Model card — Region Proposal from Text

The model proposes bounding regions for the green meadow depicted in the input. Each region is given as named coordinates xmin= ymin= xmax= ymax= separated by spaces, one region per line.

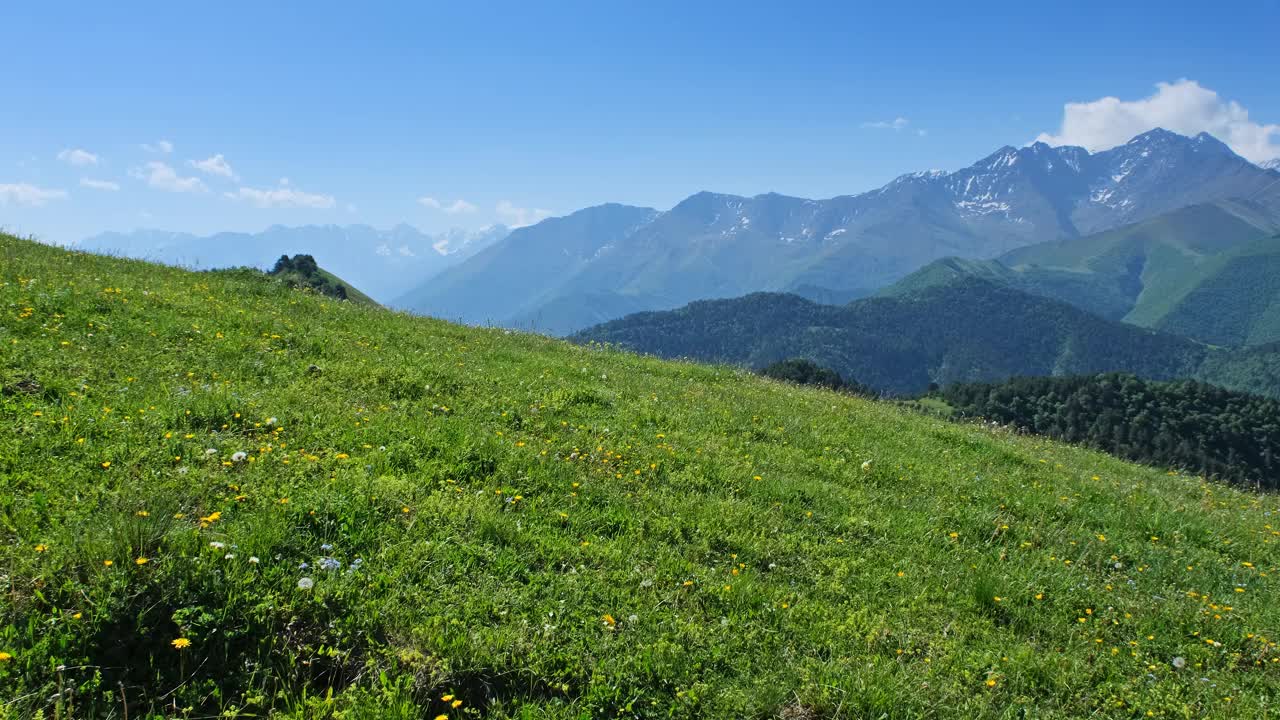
xmin=1 ymin=234 xmax=1277 ymax=718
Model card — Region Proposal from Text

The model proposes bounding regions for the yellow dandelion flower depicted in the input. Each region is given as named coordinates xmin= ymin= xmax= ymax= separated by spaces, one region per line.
xmin=172 ymin=637 xmax=191 ymax=649
xmin=0 ymin=652 xmax=12 ymax=661
xmin=451 ymin=700 xmax=463 ymax=709
xmin=34 ymin=543 xmax=48 ymax=553
xmin=135 ymin=557 xmax=149 ymax=565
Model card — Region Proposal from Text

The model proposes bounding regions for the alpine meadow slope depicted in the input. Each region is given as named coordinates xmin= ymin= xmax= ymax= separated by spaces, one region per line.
xmin=4 ymin=234 xmax=1280 ymax=718
xmin=402 ymin=129 xmax=1280 ymax=335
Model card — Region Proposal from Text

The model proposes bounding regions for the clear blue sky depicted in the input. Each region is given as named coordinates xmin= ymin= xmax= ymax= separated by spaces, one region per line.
xmin=3 ymin=0 xmax=1278 ymax=244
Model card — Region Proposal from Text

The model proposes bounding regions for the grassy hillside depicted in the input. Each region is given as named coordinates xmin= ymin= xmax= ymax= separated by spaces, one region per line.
xmin=3 ymin=235 xmax=1279 ymax=718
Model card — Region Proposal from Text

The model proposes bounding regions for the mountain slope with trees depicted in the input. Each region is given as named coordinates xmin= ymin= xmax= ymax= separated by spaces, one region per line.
xmin=934 ymin=373 xmax=1280 ymax=488
xmin=574 ymin=279 xmax=1280 ymax=399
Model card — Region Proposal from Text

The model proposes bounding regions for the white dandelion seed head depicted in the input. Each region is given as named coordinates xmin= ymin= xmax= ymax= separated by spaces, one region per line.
xmin=266 ymin=417 xmax=277 ymax=426
xmin=861 ymin=460 xmax=873 ymax=472
xmin=224 ymin=553 xmax=235 ymax=560
xmin=205 ymin=448 xmax=217 ymax=456
xmin=209 ymin=541 xmax=225 ymax=549
xmin=1172 ymin=656 xmax=1186 ymax=668
xmin=230 ymin=451 xmax=247 ymax=462
xmin=627 ymin=614 xmax=638 ymax=623
xmin=248 ymin=556 xmax=260 ymax=564
xmin=297 ymin=577 xmax=314 ymax=590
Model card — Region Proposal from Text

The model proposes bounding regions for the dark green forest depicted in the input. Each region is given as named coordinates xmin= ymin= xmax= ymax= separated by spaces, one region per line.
xmin=758 ymin=358 xmax=873 ymax=396
xmin=936 ymin=373 xmax=1280 ymax=489
xmin=575 ymin=279 xmax=1280 ymax=399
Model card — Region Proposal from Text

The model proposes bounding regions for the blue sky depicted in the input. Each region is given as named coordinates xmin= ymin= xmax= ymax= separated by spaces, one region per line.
xmin=3 ymin=0 xmax=1279 ymax=244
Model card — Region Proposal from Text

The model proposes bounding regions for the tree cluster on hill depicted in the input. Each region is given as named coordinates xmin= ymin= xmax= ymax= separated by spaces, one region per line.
xmin=936 ymin=373 xmax=1280 ymax=489
xmin=758 ymin=358 xmax=873 ymax=396
xmin=269 ymin=254 xmax=349 ymax=300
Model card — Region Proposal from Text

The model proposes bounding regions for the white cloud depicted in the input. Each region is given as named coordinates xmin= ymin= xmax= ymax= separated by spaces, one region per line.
xmin=496 ymin=200 xmax=552 ymax=228
xmin=862 ymin=117 xmax=910 ymax=131
xmin=141 ymin=139 xmax=174 ymax=154
xmin=418 ymin=196 xmax=478 ymax=214
xmin=80 ymin=178 xmax=120 ymax=191
xmin=1036 ymin=79 xmax=1280 ymax=163
xmin=0 ymin=183 xmax=68 ymax=207
xmin=225 ymin=183 xmax=336 ymax=209
xmin=131 ymin=161 xmax=207 ymax=193
xmin=189 ymin=154 xmax=238 ymax=180
xmin=57 ymin=148 xmax=99 ymax=166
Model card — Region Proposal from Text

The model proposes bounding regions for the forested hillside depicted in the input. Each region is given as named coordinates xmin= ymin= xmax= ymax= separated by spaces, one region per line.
xmin=575 ymin=279 xmax=1280 ymax=398
xmin=935 ymin=374 xmax=1280 ymax=488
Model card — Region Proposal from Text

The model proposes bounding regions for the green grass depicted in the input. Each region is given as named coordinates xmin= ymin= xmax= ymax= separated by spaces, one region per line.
xmin=2 ymin=234 xmax=1278 ymax=719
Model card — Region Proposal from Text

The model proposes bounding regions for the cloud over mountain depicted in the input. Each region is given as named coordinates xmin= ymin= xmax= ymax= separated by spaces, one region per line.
xmin=1037 ymin=79 xmax=1280 ymax=163
xmin=225 ymin=183 xmax=336 ymax=209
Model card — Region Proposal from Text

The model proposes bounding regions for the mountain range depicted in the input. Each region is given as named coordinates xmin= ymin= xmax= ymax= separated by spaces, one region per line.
xmin=73 ymin=129 xmax=1280 ymax=339
xmin=397 ymin=129 xmax=1280 ymax=334
xmin=76 ymin=223 xmax=510 ymax=304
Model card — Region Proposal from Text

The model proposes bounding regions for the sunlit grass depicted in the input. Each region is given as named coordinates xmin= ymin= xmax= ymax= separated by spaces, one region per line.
xmin=1 ymin=235 xmax=1277 ymax=718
